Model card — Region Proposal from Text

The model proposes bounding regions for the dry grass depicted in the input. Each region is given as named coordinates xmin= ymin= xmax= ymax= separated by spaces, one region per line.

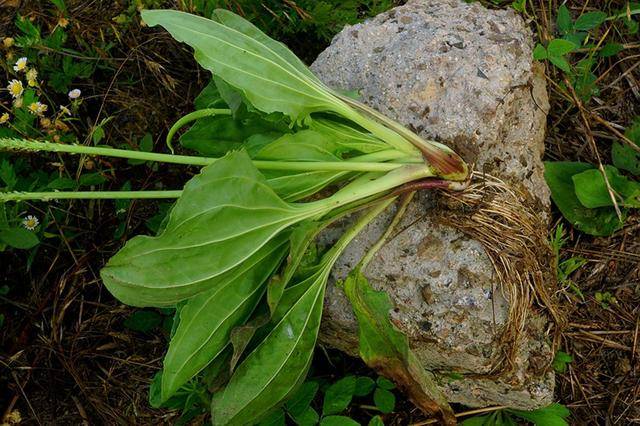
xmin=0 ymin=0 xmax=639 ymax=425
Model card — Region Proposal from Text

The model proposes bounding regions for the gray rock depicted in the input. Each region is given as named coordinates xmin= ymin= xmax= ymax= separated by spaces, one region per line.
xmin=312 ymin=0 xmax=553 ymax=410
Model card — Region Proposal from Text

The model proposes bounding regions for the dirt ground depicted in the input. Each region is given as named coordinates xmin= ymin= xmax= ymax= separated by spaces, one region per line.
xmin=1 ymin=0 xmax=639 ymax=424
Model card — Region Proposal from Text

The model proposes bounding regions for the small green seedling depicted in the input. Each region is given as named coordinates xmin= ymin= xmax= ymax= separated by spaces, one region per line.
xmin=552 ymin=351 xmax=573 ymax=374
xmin=595 ymin=291 xmax=617 ymax=309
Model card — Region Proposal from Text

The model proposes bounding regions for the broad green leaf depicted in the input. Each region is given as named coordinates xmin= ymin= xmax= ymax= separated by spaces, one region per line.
xmin=573 ymin=11 xmax=607 ymax=30
xmin=599 ymin=42 xmax=624 ymax=57
xmin=286 ymin=381 xmax=320 ymax=424
xmin=308 ymin=119 xmax=389 ymax=155
xmin=0 ymin=160 xmax=17 ymax=189
xmin=142 ymin=10 xmax=337 ymax=123
xmin=0 ymin=227 xmax=39 ymax=249
xmin=509 ymin=403 xmax=570 ymax=426
xmin=149 ymin=371 xmax=200 ymax=410
xmin=572 ymin=166 xmax=640 ymax=208
xmin=123 ymin=310 xmax=162 ymax=332
xmin=211 ymin=8 xmax=321 ymax=85
xmin=210 ymin=262 xmax=327 ymax=425
xmin=342 ymin=269 xmax=454 ymax=422
xmin=210 ymin=211 xmax=371 ymax=425
xmin=101 ymin=151 xmax=319 ymax=307
xmin=353 ymin=377 xmax=375 ymax=397
xmin=268 ymin=221 xmax=325 ymax=315
xmin=258 ymin=409 xmax=286 ymax=426
xmin=368 ymin=416 xmax=384 ymax=426
xmin=563 ymin=32 xmax=587 ymax=47
xmin=532 ymin=44 xmax=547 ymax=60
xmin=213 ymin=75 xmax=244 ymax=114
xmin=547 ymin=39 xmax=577 ymax=57
xmin=612 ymin=141 xmax=640 ymax=176
xmin=376 ymin=377 xmax=395 ymax=390
xmin=47 ymin=177 xmax=77 ymax=190
xmin=160 ymin=239 xmax=286 ymax=401
xmin=194 ymin=80 xmax=225 ymax=110
xmin=537 ymin=403 xmax=571 ymax=419
xmin=267 ymin=170 xmax=348 ymax=202
xmin=228 ymin=312 xmax=272 ymax=373
xmin=149 ymin=372 xmax=165 ymax=408
xmin=461 ymin=414 xmax=492 ymax=426
xmin=256 ymin=130 xmax=349 ymax=201
xmin=322 ymin=376 xmax=356 ymax=415
xmin=255 ymin=130 xmax=341 ymax=162
xmin=320 ymin=416 xmax=360 ymax=426
xmin=544 ymin=161 xmax=624 ymax=236
xmin=373 ymin=388 xmax=395 ymax=414
xmin=289 ymin=407 xmax=319 ymax=426
xmin=548 ymin=55 xmax=572 ymax=73
xmin=79 ymin=172 xmax=107 ymax=187
xmin=611 ymin=117 xmax=640 ymax=176
xmin=556 ymin=4 xmax=572 ymax=34
xmin=180 ymin=115 xmax=283 ymax=157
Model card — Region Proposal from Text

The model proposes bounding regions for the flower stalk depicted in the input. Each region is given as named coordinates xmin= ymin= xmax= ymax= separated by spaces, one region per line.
xmin=0 ymin=138 xmax=422 ymax=173
xmin=0 ymin=190 xmax=183 ymax=202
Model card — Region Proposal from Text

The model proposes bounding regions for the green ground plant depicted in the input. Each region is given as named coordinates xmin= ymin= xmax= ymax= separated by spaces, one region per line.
xmin=545 ymin=117 xmax=640 ymax=236
xmin=537 ymin=2 xmax=640 ymax=236
xmin=461 ymin=403 xmax=571 ymax=426
xmin=552 ymin=351 xmax=573 ymax=374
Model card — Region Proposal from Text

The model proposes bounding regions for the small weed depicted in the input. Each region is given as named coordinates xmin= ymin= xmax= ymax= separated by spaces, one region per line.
xmin=149 ymin=371 xmax=396 ymax=425
xmin=552 ymin=351 xmax=573 ymax=374
xmin=271 ymin=374 xmax=396 ymax=425
xmin=594 ymin=291 xmax=617 ymax=309
xmin=550 ymin=224 xmax=586 ymax=299
xmin=461 ymin=403 xmax=571 ymax=426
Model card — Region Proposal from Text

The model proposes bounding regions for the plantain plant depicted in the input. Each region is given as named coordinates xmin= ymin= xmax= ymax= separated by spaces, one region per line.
xmin=0 ymin=9 xmax=469 ymax=425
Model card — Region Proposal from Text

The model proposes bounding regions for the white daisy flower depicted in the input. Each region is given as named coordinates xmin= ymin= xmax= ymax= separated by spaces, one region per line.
xmin=68 ymin=88 xmax=81 ymax=99
xmin=7 ymin=79 xmax=23 ymax=98
xmin=13 ymin=57 xmax=27 ymax=72
xmin=27 ymin=101 xmax=48 ymax=116
xmin=22 ymin=215 xmax=39 ymax=230
xmin=0 ymin=113 xmax=9 ymax=124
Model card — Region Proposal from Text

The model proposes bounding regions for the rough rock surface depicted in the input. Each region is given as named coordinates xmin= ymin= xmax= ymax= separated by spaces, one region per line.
xmin=311 ymin=0 xmax=554 ymax=410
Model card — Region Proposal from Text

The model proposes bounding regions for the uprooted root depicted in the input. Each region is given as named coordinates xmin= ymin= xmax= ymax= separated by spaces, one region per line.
xmin=438 ymin=172 xmax=566 ymax=374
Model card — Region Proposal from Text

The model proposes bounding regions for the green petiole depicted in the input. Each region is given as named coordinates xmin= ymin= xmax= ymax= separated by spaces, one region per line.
xmin=1 ymin=163 xmax=435 ymax=205
xmin=165 ymin=108 xmax=232 ymax=153
xmin=0 ymin=190 xmax=183 ymax=202
xmin=0 ymin=138 xmax=421 ymax=173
